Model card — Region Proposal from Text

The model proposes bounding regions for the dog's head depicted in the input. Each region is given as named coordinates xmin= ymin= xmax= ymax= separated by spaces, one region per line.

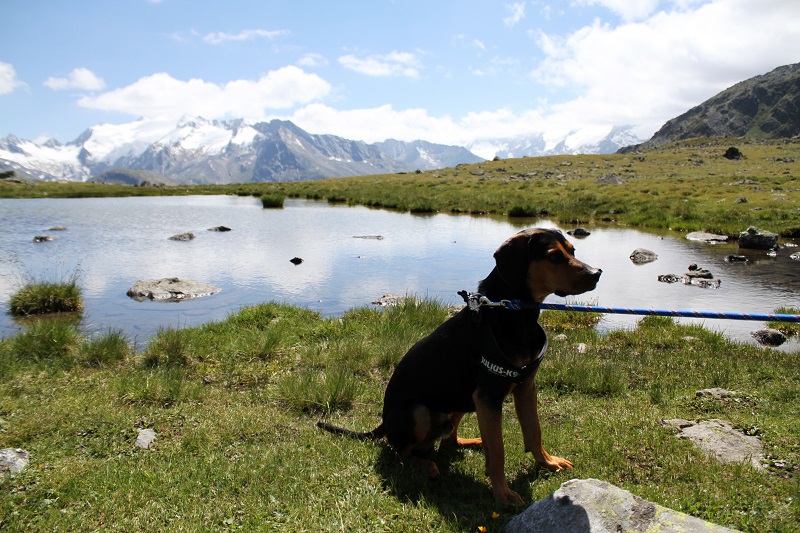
xmin=493 ymin=228 xmax=601 ymax=302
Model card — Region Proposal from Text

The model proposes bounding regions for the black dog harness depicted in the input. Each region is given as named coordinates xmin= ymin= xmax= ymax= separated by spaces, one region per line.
xmin=460 ymin=291 xmax=548 ymax=384
xmin=478 ymin=321 xmax=547 ymax=384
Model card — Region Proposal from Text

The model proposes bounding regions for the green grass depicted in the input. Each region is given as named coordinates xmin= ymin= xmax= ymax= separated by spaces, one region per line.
xmin=1 ymin=136 xmax=800 ymax=530
xmin=260 ymin=193 xmax=285 ymax=208
xmin=8 ymin=278 xmax=83 ymax=316
xmin=1 ymin=298 xmax=798 ymax=532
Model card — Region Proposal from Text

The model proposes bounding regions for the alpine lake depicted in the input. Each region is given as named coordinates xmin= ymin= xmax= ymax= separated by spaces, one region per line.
xmin=1 ymin=195 xmax=798 ymax=351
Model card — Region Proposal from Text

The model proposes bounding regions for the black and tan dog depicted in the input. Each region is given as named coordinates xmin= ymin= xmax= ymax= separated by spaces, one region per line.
xmin=318 ymin=228 xmax=601 ymax=505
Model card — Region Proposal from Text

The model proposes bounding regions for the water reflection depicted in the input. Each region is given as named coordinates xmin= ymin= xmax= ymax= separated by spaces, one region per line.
xmin=1 ymin=196 xmax=797 ymax=349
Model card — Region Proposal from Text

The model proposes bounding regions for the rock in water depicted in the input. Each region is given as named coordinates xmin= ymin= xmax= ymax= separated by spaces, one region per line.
xmin=127 ymin=278 xmax=221 ymax=302
xmin=738 ymin=226 xmax=778 ymax=250
xmin=629 ymin=248 xmax=658 ymax=265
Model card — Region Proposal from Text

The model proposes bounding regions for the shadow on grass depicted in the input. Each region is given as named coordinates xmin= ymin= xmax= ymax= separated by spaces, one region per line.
xmin=373 ymin=443 xmax=557 ymax=528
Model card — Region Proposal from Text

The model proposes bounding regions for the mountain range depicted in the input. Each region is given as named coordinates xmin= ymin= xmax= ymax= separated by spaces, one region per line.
xmin=0 ymin=117 xmax=485 ymax=184
xmin=0 ymin=115 xmax=645 ymax=185
xmin=2 ymin=62 xmax=798 ymax=184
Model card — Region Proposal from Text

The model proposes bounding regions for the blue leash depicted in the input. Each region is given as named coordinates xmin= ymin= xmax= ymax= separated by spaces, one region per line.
xmin=460 ymin=292 xmax=800 ymax=323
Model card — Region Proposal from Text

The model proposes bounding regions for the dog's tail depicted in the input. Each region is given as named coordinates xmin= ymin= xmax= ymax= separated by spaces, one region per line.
xmin=316 ymin=421 xmax=385 ymax=441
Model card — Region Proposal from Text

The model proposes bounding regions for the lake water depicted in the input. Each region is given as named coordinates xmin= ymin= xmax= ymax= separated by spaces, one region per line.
xmin=1 ymin=196 xmax=798 ymax=350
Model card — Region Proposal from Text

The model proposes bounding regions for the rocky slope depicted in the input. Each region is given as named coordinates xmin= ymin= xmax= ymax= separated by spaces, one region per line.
xmin=623 ymin=62 xmax=800 ymax=151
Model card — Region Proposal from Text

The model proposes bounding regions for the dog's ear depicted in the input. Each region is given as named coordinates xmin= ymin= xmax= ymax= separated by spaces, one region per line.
xmin=493 ymin=229 xmax=562 ymax=289
xmin=493 ymin=231 xmax=532 ymax=290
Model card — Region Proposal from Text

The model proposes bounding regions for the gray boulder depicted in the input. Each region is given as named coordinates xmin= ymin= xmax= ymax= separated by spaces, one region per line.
xmin=737 ymin=226 xmax=778 ymax=250
xmin=504 ymin=478 xmax=740 ymax=533
xmin=127 ymin=278 xmax=221 ymax=302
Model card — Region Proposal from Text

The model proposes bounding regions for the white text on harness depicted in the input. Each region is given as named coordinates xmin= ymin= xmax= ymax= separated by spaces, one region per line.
xmin=480 ymin=356 xmax=521 ymax=379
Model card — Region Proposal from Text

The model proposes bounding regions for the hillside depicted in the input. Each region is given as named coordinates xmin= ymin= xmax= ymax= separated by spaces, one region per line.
xmin=624 ymin=63 xmax=800 ymax=151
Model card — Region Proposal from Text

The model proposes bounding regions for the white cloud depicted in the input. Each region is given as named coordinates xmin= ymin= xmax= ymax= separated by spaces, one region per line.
xmin=338 ymin=51 xmax=422 ymax=78
xmin=203 ymin=28 xmax=289 ymax=45
xmin=532 ymin=0 xmax=800 ymax=139
xmin=0 ymin=62 xmax=24 ymax=95
xmin=504 ymin=2 xmax=526 ymax=27
xmin=44 ymin=67 xmax=106 ymax=91
xmin=285 ymin=103 xmax=545 ymax=145
xmin=297 ymin=53 xmax=328 ymax=68
xmin=77 ymin=66 xmax=330 ymax=120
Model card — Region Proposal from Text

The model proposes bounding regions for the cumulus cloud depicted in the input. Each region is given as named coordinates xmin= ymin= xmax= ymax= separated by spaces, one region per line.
xmin=532 ymin=0 xmax=800 ymax=138
xmin=339 ymin=51 xmax=422 ymax=78
xmin=285 ymin=103 xmax=545 ymax=146
xmin=203 ymin=28 xmax=289 ymax=45
xmin=44 ymin=67 xmax=106 ymax=91
xmin=504 ymin=2 xmax=526 ymax=27
xmin=0 ymin=62 xmax=23 ymax=95
xmin=77 ymin=66 xmax=330 ymax=120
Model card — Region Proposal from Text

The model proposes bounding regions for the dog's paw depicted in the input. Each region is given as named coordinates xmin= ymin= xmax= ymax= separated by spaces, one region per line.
xmin=494 ymin=487 xmax=525 ymax=507
xmin=538 ymin=455 xmax=573 ymax=472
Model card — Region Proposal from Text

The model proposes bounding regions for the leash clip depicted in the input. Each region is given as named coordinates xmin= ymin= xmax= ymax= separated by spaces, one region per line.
xmin=458 ymin=290 xmax=487 ymax=312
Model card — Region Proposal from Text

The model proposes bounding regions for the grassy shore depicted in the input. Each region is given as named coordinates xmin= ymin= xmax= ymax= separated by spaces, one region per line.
xmin=2 ymin=137 xmax=800 ymax=236
xmin=1 ymin=299 xmax=798 ymax=531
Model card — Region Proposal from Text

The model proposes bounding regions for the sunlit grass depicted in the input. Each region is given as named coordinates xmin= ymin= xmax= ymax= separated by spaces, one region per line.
xmin=1 ymin=297 xmax=798 ymax=531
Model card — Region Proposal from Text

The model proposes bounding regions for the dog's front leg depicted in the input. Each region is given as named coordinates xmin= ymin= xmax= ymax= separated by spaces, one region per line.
xmin=512 ymin=377 xmax=573 ymax=472
xmin=473 ymin=391 xmax=524 ymax=506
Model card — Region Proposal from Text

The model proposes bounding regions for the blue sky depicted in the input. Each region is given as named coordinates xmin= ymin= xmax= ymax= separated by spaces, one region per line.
xmin=2 ymin=0 xmax=799 ymax=149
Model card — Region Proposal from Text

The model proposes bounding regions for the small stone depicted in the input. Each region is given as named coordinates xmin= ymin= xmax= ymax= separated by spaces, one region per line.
xmin=750 ymin=328 xmax=787 ymax=347
xmin=567 ymin=228 xmax=590 ymax=237
xmin=696 ymin=388 xmax=737 ymax=399
xmin=630 ymin=248 xmax=658 ymax=265
xmin=0 ymin=448 xmax=29 ymax=476
xmin=168 ymin=232 xmax=195 ymax=241
xmin=135 ymin=428 xmax=157 ymax=450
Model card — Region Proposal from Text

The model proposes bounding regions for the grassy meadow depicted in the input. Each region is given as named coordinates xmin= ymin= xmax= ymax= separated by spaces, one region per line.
xmin=2 ymin=137 xmax=800 ymax=531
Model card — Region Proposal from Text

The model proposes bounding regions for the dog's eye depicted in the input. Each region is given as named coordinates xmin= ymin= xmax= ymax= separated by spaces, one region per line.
xmin=547 ymin=251 xmax=568 ymax=264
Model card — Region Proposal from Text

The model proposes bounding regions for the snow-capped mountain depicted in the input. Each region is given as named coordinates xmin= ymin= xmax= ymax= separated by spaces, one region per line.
xmin=467 ymin=125 xmax=643 ymax=160
xmin=0 ymin=116 xmax=484 ymax=184
xmin=0 ymin=116 xmax=644 ymax=184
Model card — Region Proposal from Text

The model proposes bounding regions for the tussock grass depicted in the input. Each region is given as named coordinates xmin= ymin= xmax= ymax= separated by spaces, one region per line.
xmin=1 ymin=297 xmax=798 ymax=531
xmin=260 ymin=193 xmax=285 ymax=208
xmin=9 ymin=278 xmax=83 ymax=316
